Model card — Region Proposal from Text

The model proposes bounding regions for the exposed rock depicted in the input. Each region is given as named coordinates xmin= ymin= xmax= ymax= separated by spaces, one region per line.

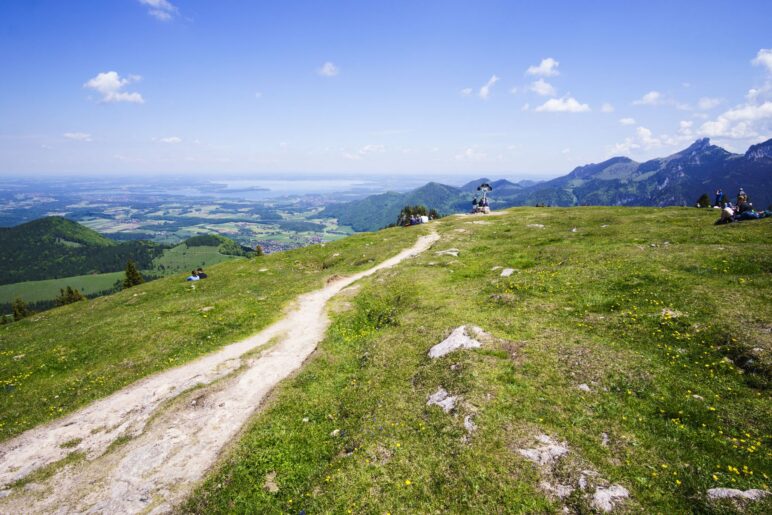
xmin=707 ymin=488 xmax=769 ymax=501
xmin=500 ymin=268 xmax=515 ymax=277
xmin=541 ymin=481 xmax=574 ymax=499
xmin=518 ymin=434 xmax=569 ymax=466
xmin=330 ymin=429 xmax=341 ymax=437
xmin=463 ymin=415 xmax=477 ymax=433
xmin=491 ymin=265 xmax=503 ymax=271
xmin=592 ymin=484 xmax=630 ymax=512
xmin=435 ymin=248 xmax=460 ymax=257
xmin=428 ymin=325 xmax=487 ymax=358
xmin=692 ymin=394 xmax=705 ymax=401
xmin=427 ymin=387 xmax=458 ymax=413
xmin=263 ymin=471 xmax=279 ymax=493
xmin=527 ymin=223 xmax=545 ymax=229
xmin=577 ymin=383 xmax=591 ymax=393
xmin=258 ymin=268 xmax=268 ymax=272
xmin=570 ymin=227 xmax=577 ymax=233
xmin=199 ymin=306 xmax=214 ymax=313
xmin=601 ymin=432 xmax=609 ymax=447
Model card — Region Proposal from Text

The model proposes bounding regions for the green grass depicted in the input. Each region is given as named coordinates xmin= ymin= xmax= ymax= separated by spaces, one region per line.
xmin=150 ymin=243 xmax=239 ymax=274
xmin=181 ymin=207 xmax=771 ymax=514
xmin=0 ymin=272 xmax=125 ymax=304
xmin=0 ymin=227 xmax=425 ymax=441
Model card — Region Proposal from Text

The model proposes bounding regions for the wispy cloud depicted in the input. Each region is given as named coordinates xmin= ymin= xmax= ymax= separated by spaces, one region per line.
xmin=63 ymin=132 xmax=92 ymax=142
xmin=318 ymin=61 xmax=339 ymax=77
xmin=633 ymin=90 xmax=663 ymax=106
xmin=752 ymin=48 xmax=772 ymax=73
xmin=529 ymin=78 xmax=556 ymax=97
xmin=697 ymin=97 xmax=722 ymax=110
xmin=159 ymin=136 xmax=182 ymax=144
xmin=479 ymin=75 xmax=500 ymax=99
xmin=460 ymin=87 xmax=473 ymax=96
xmin=601 ymin=102 xmax=615 ymax=113
xmin=138 ymin=0 xmax=178 ymax=21
xmin=619 ymin=117 xmax=636 ymax=125
xmin=526 ymin=57 xmax=560 ymax=77
xmin=83 ymin=71 xmax=144 ymax=104
xmin=534 ymin=96 xmax=590 ymax=113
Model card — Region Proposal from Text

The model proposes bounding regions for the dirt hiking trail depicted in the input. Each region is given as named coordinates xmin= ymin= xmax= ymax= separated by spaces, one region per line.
xmin=0 ymin=232 xmax=439 ymax=514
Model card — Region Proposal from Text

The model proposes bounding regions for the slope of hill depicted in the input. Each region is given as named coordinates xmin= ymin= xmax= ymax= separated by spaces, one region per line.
xmin=0 ymin=208 xmax=769 ymax=513
xmin=320 ymin=182 xmax=468 ymax=231
xmin=0 ymin=217 xmax=166 ymax=285
xmin=324 ymin=139 xmax=772 ymax=231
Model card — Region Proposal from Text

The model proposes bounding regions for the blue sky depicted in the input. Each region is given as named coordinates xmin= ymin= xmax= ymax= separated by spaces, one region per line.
xmin=1 ymin=0 xmax=771 ymax=178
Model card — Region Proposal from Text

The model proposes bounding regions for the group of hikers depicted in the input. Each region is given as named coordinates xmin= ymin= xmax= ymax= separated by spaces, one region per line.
xmin=186 ymin=267 xmax=208 ymax=281
xmin=714 ymin=187 xmax=771 ymax=225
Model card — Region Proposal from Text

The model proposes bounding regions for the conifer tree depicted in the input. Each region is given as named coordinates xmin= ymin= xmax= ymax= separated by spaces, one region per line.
xmin=123 ymin=260 xmax=144 ymax=289
xmin=56 ymin=286 xmax=86 ymax=306
xmin=12 ymin=297 xmax=30 ymax=321
xmin=696 ymin=193 xmax=711 ymax=208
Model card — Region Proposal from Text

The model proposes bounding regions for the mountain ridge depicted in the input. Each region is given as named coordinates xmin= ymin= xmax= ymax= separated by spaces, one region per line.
xmin=322 ymin=138 xmax=772 ymax=231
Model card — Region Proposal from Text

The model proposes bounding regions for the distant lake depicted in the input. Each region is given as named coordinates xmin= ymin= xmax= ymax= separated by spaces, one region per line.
xmin=209 ymin=178 xmax=381 ymax=199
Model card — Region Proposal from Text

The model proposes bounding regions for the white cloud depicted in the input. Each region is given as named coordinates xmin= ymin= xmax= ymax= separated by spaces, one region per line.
xmin=601 ymin=102 xmax=615 ymax=113
xmin=138 ymin=0 xmax=178 ymax=21
xmin=534 ymin=96 xmax=590 ymax=113
xmin=526 ymin=57 xmax=560 ymax=77
xmin=358 ymin=144 xmax=385 ymax=155
xmin=619 ymin=117 xmax=636 ymax=125
xmin=479 ymin=75 xmax=500 ymax=99
xmin=509 ymin=86 xmax=518 ymax=95
xmin=633 ymin=90 xmax=663 ymax=106
xmin=697 ymin=97 xmax=722 ymax=110
xmin=455 ymin=146 xmax=488 ymax=161
xmin=529 ymin=78 xmax=556 ymax=97
xmin=752 ymin=48 xmax=772 ymax=73
xmin=460 ymin=87 xmax=473 ymax=96
xmin=636 ymin=126 xmax=661 ymax=148
xmin=699 ymin=101 xmax=772 ymax=139
xmin=83 ymin=71 xmax=144 ymax=104
xmin=318 ymin=61 xmax=339 ymax=77
xmin=160 ymin=136 xmax=182 ymax=144
xmin=63 ymin=132 xmax=92 ymax=142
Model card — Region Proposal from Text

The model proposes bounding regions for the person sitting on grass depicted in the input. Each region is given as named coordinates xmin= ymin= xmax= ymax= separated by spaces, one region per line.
xmin=196 ymin=267 xmax=208 ymax=279
xmin=186 ymin=270 xmax=200 ymax=281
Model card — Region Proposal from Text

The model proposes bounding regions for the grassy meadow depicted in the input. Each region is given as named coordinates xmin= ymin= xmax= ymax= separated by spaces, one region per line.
xmin=181 ymin=207 xmax=771 ymax=514
xmin=0 ymin=227 xmax=425 ymax=440
xmin=0 ymin=272 xmax=124 ymax=305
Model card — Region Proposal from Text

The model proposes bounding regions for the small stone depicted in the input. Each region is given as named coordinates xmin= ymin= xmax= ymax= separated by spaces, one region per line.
xmin=601 ymin=432 xmax=609 ymax=447
xmin=435 ymin=248 xmax=460 ymax=257
xmin=464 ymin=415 xmax=477 ymax=433
xmin=577 ymin=383 xmax=591 ymax=393
xmin=518 ymin=434 xmax=569 ymax=466
xmin=427 ymin=387 xmax=458 ymax=413
xmin=692 ymin=394 xmax=705 ymax=401
xmin=258 ymin=268 xmax=268 ymax=272
xmin=491 ymin=265 xmax=502 ymax=271
xmin=302 ymin=417 xmax=310 ymax=423
xmin=707 ymin=488 xmax=769 ymax=501
xmin=570 ymin=227 xmax=577 ymax=233
xmin=592 ymin=484 xmax=629 ymax=512
xmin=330 ymin=429 xmax=341 ymax=437
xmin=500 ymin=268 xmax=515 ymax=277
xmin=527 ymin=223 xmax=545 ymax=229
xmin=428 ymin=326 xmax=487 ymax=358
